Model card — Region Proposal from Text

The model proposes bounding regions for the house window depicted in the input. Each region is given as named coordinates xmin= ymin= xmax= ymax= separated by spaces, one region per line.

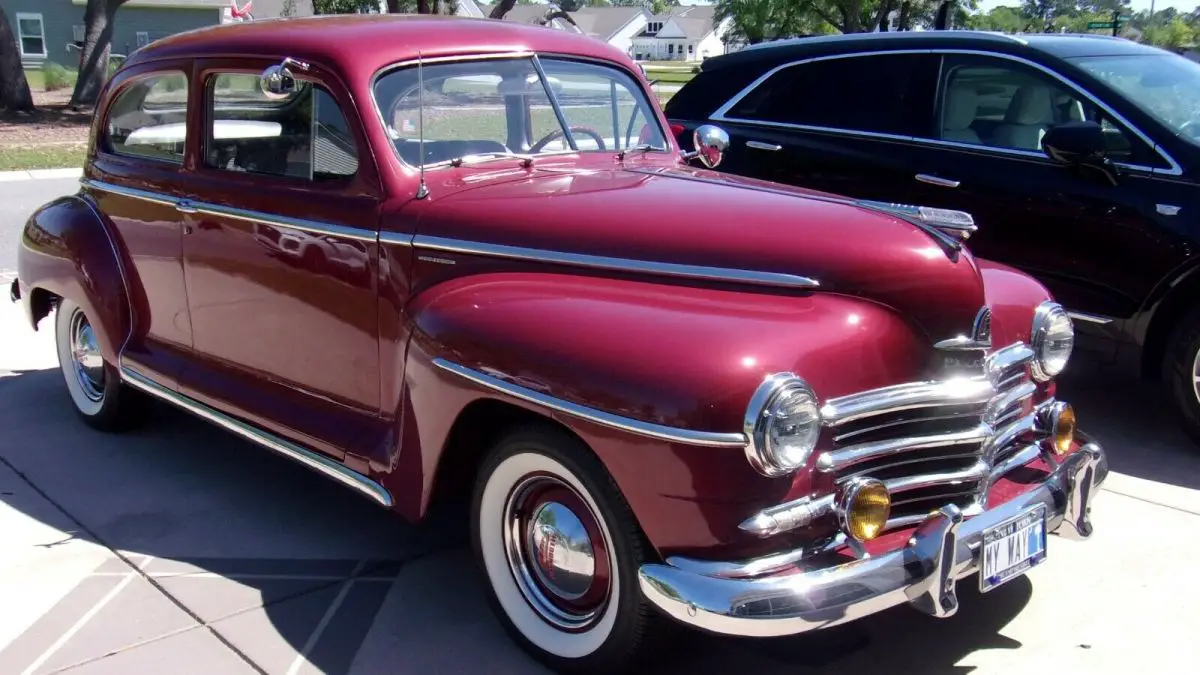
xmin=16 ymin=13 xmax=46 ymax=57
xmin=667 ymin=44 xmax=674 ymax=54
xmin=688 ymin=44 xmax=694 ymax=54
xmin=136 ymin=32 xmax=150 ymax=48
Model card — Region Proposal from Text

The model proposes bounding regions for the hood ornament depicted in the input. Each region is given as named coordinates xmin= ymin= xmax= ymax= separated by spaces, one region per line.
xmin=855 ymin=200 xmax=978 ymax=256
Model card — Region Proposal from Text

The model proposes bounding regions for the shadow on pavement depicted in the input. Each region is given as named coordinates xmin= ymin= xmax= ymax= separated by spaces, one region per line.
xmin=0 ymin=360 xmax=1161 ymax=674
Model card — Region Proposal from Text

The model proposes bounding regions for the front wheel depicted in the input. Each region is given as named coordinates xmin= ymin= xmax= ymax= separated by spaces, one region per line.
xmin=54 ymin=298 xmax=145 ymax=431
xmin=470 ymin=426 xmax=667 ymax=674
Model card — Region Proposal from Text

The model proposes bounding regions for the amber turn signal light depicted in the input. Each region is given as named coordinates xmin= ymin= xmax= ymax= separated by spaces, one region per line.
xmin=1051 ymin=403 xmax=1076 ymax=455
xmin=838 ymin=478 xmax=891 ymax=542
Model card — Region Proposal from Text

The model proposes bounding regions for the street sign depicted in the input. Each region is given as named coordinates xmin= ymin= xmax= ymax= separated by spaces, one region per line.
xmin=1087 ymin=21 xmax=1114 ymax=29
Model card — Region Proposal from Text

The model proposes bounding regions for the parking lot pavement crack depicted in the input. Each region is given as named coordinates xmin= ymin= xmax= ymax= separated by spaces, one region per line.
xmin=1101 ymin=485 xmax=1200 ymax=517
xmin=0 ymin=454 xmax=269 ymax=675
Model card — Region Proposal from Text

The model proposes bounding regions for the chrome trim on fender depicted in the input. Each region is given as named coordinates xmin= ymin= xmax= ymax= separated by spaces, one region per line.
xmin=118 ymin=366 xmax=394 ymax=508
xmin=1067 ymin=310 xmax=1113 ymax=325
xmin=415 ymin=235 xmax=820 ymax=290
xmin=432 ymin=358 xmax=746 ymax=448
xmin=81 ymin=179 xmax=379 ymax=243
xmin=637 ymin=442 xmax=1105 ymax=638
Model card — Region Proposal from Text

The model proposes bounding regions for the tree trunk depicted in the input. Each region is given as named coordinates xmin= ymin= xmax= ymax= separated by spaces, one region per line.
xmin=387 ymin=0 xmax=402 ymax=11
xmin=539 ymin=9 xmax=578 ymax=27
xmin=489 ymin=0 xmax=517 ymax=19
xmin=70 ymin=0 xmax=125 ymax=110
xmin=0 ymin=10 xmax=34 ymax=112
xmin=876 ymin=0 xmax=894 ymax=31
xmin=897 ymin=1 xmax=911 ymax=31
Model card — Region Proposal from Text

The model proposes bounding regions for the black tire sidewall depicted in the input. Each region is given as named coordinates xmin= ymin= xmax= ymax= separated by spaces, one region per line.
xmin=1164 ymin=307 xmax=1200 ymax=444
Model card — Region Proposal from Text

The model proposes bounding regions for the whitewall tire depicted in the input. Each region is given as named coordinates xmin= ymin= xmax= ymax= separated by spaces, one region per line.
xmin=54 ymin=298 xmax=144 ymax=431
xmin=470 ymin=426 xmax=665 ymax=674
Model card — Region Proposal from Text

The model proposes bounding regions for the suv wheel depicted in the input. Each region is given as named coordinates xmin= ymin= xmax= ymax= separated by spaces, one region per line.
xmin=470 ymin=426 xmax=666 ymax=674
xmin=54 ymin=298 xmax=145 ymax=431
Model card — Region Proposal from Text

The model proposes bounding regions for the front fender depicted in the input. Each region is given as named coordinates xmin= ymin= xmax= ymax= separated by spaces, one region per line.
xmin=16 ymin=195 xmax=133 ymax=365
xmin=405 ymin=272 xmax=929 ymax=558
xmin=978 ymin=257 xmax=1053 ymax=346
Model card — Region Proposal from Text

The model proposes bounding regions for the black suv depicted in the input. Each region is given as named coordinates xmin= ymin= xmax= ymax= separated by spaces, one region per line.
xmin=665 ymin=31 xmax=1200 ymax=444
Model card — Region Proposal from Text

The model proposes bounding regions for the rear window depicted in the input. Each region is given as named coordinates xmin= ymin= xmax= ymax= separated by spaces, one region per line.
xmin=104 ymin=71 xmax=189 ymax=163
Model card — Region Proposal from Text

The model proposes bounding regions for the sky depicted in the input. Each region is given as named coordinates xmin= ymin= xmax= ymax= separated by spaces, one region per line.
xmin=976 ymin=0 xmax=1198 ymax=12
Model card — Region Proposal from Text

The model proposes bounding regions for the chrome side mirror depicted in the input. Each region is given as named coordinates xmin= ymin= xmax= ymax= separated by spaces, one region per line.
xmin=683 ymin=124 xmax=729 ymax=169
xmin=260 ymin=57 xmax=309 ymax=100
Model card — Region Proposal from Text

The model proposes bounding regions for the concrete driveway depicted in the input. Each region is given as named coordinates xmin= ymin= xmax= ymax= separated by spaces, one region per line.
xmin=2 ymin=176 xmax=1199 ymax=674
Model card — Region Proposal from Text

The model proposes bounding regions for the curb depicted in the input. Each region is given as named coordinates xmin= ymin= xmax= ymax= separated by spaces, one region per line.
xmin=0 ymin=168 xmax=82 ymax=183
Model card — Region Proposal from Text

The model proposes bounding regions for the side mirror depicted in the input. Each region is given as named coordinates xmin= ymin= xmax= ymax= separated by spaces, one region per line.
xmin=1042 ymin=121 xmax=1107 ymax=166
xmin=685 ymin=124 xmax=729 ymax=169
xmin=260 ymin=57 xmax=309 ymax=100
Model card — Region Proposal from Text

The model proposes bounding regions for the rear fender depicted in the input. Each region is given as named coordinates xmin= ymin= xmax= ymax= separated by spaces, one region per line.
xmin=16 ymin=194 xmax=134 ymax=364
xmin=397 ymin=272 xmax=928 ymax=558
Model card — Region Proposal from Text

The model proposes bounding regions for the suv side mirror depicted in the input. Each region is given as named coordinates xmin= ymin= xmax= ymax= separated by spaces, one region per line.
xmin=1042 ymin=121 xmax=1120 ymax=185
xmin=1042 ymin=121 xmax=1107 ymax=165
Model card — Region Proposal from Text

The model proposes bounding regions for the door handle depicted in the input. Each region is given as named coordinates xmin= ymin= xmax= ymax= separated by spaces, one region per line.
xmin=746 ymin=140 xmax=782 ymax=151
xmin=916 ymin=174 xmax=960 ymax=188
xmin=175 ymin=199 xmax=198 ymax=214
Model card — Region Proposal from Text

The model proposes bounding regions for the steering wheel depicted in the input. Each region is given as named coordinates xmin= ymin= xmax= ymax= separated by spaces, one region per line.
xmin=529 ymin=126 xmax=607 ymax=153
xmin=1181 ymin=120 xmax=1200 ymax=139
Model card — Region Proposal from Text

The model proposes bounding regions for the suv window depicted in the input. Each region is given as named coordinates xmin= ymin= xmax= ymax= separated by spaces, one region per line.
xmin=205 ymin=73 xmax=359 ymax=180
xmin=724 ymin=53 xmax=924 ymax=136
xmin=934 ymin=54 xmax=1163 ymax=167
xmin=105 ymin=71 xmax=189 ymax=163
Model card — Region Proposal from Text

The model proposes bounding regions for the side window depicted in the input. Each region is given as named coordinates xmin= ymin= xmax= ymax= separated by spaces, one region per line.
xmin=205 ymin=73 xmax=359 ymax=181
xmin=725 ymin=54 xmax=925 ymax=136
xmin=935 ymin=55 xmax=1161 ymax=165
xmin=105 ymin=71 xmax=189 ymax=163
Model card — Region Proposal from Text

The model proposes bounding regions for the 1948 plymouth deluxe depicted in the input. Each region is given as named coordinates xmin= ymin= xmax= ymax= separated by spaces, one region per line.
xmin=11 ymin=15 xmax=1106 ymax=674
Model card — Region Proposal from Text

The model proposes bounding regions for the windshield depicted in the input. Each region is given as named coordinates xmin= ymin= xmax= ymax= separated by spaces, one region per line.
xmin=371 ymin=55 xmax=668 ymax=168
xmin=1071 ymin=53 xmax=1200 ymax=145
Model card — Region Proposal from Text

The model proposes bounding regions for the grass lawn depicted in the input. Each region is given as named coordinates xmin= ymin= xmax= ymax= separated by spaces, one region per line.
xmin=24 ymin=70 xmax=46 ymax=91
xmin=0 ymin=145 xmax=88 ymax=172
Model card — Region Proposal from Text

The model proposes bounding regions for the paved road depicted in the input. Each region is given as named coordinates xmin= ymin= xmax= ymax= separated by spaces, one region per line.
xmin=2 ymin=178 xmax=1199 ymax=674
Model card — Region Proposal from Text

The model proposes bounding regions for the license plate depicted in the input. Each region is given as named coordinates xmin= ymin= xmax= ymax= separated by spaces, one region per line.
xmin=979 ymin=505 xmax=1047 ymax=592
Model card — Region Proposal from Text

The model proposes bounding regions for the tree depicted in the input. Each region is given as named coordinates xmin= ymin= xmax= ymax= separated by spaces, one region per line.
xmin=0 ymin=10 xmax=34 ymax=112
xmin=715 ymin=0 xmax=825 ymax=44
xmin=70 ymin=0 xmax=129 ymax=109
xmin=314 ymin=0 xmax=379 ymax=12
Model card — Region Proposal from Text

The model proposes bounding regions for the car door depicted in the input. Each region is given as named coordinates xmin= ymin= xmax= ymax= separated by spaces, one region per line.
xmin=176 ymin=58 xmax=385 ymax=460
xmin=704 ymin=51 xmax=940 ymax=206
xmin=901 ymin=51 xmax=1187 ymax=331
xmin=85 ymin=64 xmax=194 ymax=389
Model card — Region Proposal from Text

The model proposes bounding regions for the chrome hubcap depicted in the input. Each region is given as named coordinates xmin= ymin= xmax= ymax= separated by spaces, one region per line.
xmin=69 ymin=310 xmax=105 ymax=402
xmin=503 ymin=475 xmax=610 ymax=630
xmin=1193 ymin=347 xmax=1200 ymax=407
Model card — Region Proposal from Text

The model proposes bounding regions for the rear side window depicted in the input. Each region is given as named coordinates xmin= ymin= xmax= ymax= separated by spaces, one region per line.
xmin=105 ymin=71 xmax=189 ymax=163
xmin=724 ymin=54 xmax=924 ymax=136
xmin=205 ymin=73 xmax=359 ymax=181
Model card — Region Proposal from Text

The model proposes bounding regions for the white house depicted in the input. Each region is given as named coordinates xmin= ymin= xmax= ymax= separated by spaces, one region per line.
xmin=472 ymin=3 xmax=648 ymax=56
xmin=629 ymin=5 xmax=732 ymax=62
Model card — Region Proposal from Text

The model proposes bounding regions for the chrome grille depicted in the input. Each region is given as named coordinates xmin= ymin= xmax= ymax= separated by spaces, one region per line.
xmin=818 ymin=342 xmax=1042 ymax=531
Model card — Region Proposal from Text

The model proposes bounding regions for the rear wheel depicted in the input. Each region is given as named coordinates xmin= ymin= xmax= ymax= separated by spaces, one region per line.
xmin=55 ymin=298 xmax=145 ymax=431
xmin=470 ymin=426 xmax=666 ymax=674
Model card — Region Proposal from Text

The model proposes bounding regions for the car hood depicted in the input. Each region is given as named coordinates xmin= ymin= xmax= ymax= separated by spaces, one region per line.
xmin=417 ymin=162 xmax=986 ymax=342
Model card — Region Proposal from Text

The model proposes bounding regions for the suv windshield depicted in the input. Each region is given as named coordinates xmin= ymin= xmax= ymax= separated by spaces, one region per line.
xmin=1071 ymin=53 xmax=1200 ymax=145
xmin=371 ymin=55 xmax=667 ymax=168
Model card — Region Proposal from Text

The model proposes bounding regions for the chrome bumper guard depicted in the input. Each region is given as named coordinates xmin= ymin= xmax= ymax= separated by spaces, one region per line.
xmin=637 ymin=441 xmax=1106 ymax=638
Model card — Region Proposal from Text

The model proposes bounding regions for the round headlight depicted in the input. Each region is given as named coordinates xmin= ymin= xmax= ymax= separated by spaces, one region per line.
xmin=744 ymin=374 xmax=822 ymax=477
xmin=1031 ymin=301 xmax=1074 ymax=381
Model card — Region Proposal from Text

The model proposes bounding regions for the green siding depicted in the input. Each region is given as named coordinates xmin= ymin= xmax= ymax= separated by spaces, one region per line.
xmin=2 ymin=1 xmax=220 ymax=70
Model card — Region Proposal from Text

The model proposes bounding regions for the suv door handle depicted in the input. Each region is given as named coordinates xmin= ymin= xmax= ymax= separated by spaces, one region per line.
xmin=746 ymin=140 xmax=782 ymax=151
xmin=916 ymin=174 xmax=960 ymax=188
xmin=175 ymin=199 xmax=198 ymax=214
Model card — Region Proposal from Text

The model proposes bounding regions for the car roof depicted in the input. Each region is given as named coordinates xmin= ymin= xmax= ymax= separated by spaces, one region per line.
xmin=124 ymin=14 xmax=635 ymax=84
xmin=702 ymin=30 xmax=1170 ymax=73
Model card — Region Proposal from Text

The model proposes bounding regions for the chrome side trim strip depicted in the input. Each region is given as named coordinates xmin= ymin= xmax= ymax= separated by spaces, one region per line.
xmin=1067 ymin=311 xmax=1114 ymax=325
xmin=820 ymin=378 xmax=994 ymax=428
xmin=433 ymin=358 xmax=746 ymax=448
xmin=81 ymin=179 xmax=379 ymax=243
xmin=118 ymin=366 xmax=394 ymax=508
xmin=414 ymin=235 xmax=820 ymax=290
xmin=709 ymin=48 xmax=1181 ymax=176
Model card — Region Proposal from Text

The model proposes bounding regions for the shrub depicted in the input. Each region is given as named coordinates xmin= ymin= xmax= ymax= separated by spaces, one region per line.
xmin=42 ymin=61 xmax=78 ymax=91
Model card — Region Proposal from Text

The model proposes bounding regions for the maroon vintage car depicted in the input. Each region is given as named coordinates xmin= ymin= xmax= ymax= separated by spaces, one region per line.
xmin=11 ymin=14 xmax=1106 ymax=674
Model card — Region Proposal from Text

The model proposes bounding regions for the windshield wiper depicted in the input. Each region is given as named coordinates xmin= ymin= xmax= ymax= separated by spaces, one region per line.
xmin=616 ymin=144 xmax=665 ymax=161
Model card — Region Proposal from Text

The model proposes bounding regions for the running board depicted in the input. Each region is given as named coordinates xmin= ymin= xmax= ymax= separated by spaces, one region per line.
xmin=119 ymin=366 xmax=394 ymax=508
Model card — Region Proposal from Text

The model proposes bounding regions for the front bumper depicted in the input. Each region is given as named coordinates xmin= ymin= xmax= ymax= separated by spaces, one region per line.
xmin=637 ymin=441 xmax=1106 ymax=638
